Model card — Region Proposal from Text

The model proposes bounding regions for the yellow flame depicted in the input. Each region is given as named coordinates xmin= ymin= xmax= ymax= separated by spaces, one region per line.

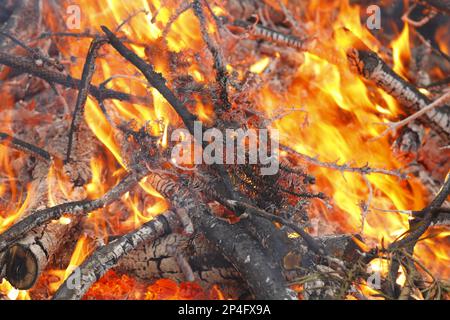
xmin=250 ymin=57 xmax=271 ymax=74
xmin=392 ymin=24 xmax=411 ymax=79
xmin=0 ymin=279 xmax=30 ymax=300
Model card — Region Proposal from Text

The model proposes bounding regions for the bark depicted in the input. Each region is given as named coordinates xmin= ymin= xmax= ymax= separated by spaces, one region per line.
xmin=0 ymin=121 xmax=100 ymax=290
xmin=66 ymin=38 xmax=107 ymax=162
xmin=0 ymin=52 xmax=147 ymax=104
xmin=0 ymin=170 xmax=144 ymax=254
xmin=145 ymin=173 xmax=297 ymax=300
xmin=52 ymin=210 xmax=181 ymax=300
xmin=115 ymin=232 xmax=245 ymax=299
xmin=347 ymin=48 xmax=450 ymax=149
xmin=231 ymin=20 xmax=309 ymax=50
xmin=1 ymin=170 xmax=84 ymax=290
xmin=116 ymin=230 xmax=360 ymax=299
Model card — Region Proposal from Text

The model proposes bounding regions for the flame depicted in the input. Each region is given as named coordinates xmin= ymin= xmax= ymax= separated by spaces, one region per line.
xmin=48 ymin=235 xmax=94 ymax=293
xmin=255 ymin=0 xmax=445 ymax=282
xmin=392 ymin=24 xmax=411 ymax=79
xmin=0 ymin=279 xmax=30 ymax=300
xmin=0 ymin=0 xmax=446 ymax=300
xmin=250 ymin=57 xmax=271 ymax=74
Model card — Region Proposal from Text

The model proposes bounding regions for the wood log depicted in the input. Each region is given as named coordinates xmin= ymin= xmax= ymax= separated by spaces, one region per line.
xmin=115 ymin=230 xmax=361 ymax=299
xmin=115 ymin=232 xmax=246 ymax=299
xmin=144 ymin=173 xmax=297 ymax=300
xmin=52 ymin=210 xmax=182 ymax=300
xmin=1 ymin=124 xmax=96 ymax=290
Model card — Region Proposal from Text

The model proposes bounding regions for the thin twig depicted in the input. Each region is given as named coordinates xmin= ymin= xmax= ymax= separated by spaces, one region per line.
xmin=280 ymin=145 xmax=406 ymax=179
xmin=389 ymin=175 xmax=450 ymax=251
xmin=66 ymin=38 xmax=107 ymax=162
xmin=0 ymin=51 xmax=147 ymax=104
xmin=402 ymin=4 xmax=437 ymax=27
xmin=227 ymin=200 xmax=325 ymax=256
xmin=0 ymin=132 xmax=52 ymax=161
xmin=375 ymin=91 xmax=450 ymax=140
xmin=101 ymin=26 xmax=197 ymax=133
xmin=115 ymin=9 xmax=149 ymax=32
xmin=193 ymin=0 xmax=231 ymax=111
xmin=0 ymin=31 xmax=64 ymax=71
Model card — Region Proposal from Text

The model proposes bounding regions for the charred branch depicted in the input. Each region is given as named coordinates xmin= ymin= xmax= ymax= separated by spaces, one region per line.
xmin=193 ymin=0 xmax=231 ymax=111
xmin=52 ymin=210 xmax=181 ymax=300
xmin=426 ymin=0 xmax=450 ymax=14
xmin=346 ymin=48 xmax=450 ymax=143
xmin=114 ymin=233 xmax=245 ymax=298
xmin=66 ymin=38 xmax=107 ymax=162
xmin=101 ymin=26 xmax=198 ymax=134
xmin=0 ymin=51 xmax=148 ymax=104
xmin=0 ymin=132 xmax=51 ymax=161
xmin=145 ymin=172 xmax=297 ymax=300
xmin=230 ymin=19 xmax=310 ymax=51
xmin=0 ymin=170 xmax=145 ymax=255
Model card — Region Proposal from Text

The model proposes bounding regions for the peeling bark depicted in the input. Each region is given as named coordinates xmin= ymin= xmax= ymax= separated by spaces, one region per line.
xmin=347 ymin=48 xmax=450 ymax=151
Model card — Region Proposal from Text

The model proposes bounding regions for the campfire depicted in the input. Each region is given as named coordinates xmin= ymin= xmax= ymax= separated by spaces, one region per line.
xmin=0 ymin=0 xmax=448 ymax=300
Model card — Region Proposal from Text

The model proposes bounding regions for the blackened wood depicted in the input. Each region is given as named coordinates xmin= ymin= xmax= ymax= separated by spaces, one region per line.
xmin=115 ymin=233 xmax=245 ymax=298
xmin=0 ymin=171 xmax=143 ymax=254
xmin=66 ymin=38 xmax=106 ymax=162
xmin=0 ymin=132 xmax=51 ymax=161
xmin=193 ymin=0 xmax=231 ymax=111
xmin=427 ymin=0 xmax=450 ymax=14
xmin=389 ymin=176 xmax=450 ymax=251
xmin=52 ymin=211 xmax=180 ymax=300
xmin=101 ymin=26 xmax=198 ymax=134
xmin=231 ymin=19 xmax=309 ymax=51
xmin=0 ymin=52 xmax=146 ymax=104
xmin=145 ymin=173 xmax=297 ymax=300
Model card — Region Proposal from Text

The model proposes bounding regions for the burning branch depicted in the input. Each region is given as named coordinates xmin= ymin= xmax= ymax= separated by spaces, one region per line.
xmin=66 ymin=38 xmax=107 ymax=162
xmin=0 ymin=51 xmax=148 ymax=104
xmin=101 ymin=26 xmax=198 ymax=133
xmin=376 ymin=91 xmax=450 ymax=140
xmin=0 ymin=132 xmax=52 ymax=162
xmin=193 ymin=0 xmax=231 ymax=111
xmin=389 ymin=175 xmax=450 ymax=251
xmin=347 ymin=48 xmax=449 ymax=145
xmin=0 ymin=170 xmax=145 ymax=254
xmin=53 ymin=210 xmax=181 ymax=300
xmin=280 ymin=145 xmax=406 ymax=179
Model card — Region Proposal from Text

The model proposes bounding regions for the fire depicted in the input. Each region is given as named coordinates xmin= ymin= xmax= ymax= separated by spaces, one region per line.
xmin=47 ymin=235 xmax=94 ymax=293
xmin=254 ymin=0 xmax=446 ymax=284
xmin=48 ymin=0 xmax=448 ymax=298
xmin=0 ymin=0 xmax=447 ymax=300
xmin=250 ymin=57 xmax=271 ymax=74
xmin=392 ymin=23 xmax=411 ymax=79
xmin=0 ymin=279 xmax=30 ymax=300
